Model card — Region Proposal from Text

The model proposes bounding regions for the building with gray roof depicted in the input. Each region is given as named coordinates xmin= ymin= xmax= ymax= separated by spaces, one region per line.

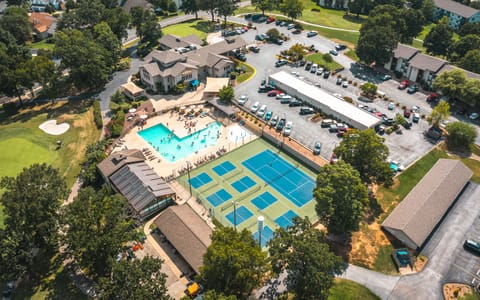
xmin=433 ymin=0 xmax=480 ymax=29
xmin=382 ymin=159 xmax=472 ymax=250
xmin=98 ymin=149 xmax=175 ymax=220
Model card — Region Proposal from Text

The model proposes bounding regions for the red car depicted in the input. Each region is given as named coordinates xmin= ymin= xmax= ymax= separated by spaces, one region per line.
xmin=267 ymin=90 xmax=282 ymax=97
xmin=426 ymin=93 xmax=440 ymax=102
xmin=404 ymin=108 xmax=411 ymax=118
xmin=398 ymin=79 xmax=409 ymax=90
xmin=266 ymin=17 xmax=275 ymax=24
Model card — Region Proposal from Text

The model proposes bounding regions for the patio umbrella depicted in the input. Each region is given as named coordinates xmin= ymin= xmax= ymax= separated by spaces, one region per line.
xmin=129 ymin=108 xmax=137 ymax=113
xmin=140 ymin=114 xmax=148 ymax=119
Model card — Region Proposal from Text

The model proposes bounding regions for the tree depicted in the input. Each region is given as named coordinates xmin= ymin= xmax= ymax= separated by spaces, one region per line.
xmin=70 ymin=0 xmax=106 ymax=30
xmin=182 ymin=0 xmax=200 ymax=19
xmin=0 ymin=164 xmax=67 ymax=282
xmin=203 ymin=290 xmax=237 ymax=300
xmin=421 ymin=0 xmax=436 ymax=22
xmin=101 ymin=0 xmax=118 ymax=8
xmin=448 ymin=34 xmax=480 ymax=62
xmin=252 ymin=0 xmax=274 ymax=16
xmin=54 ymin=29 xmax=110 ymax=90
xmin=136 ymin=9 xmax=163 ymax=46
xmin=268 ymin=217 xmax=344 ymax=300
xmin=423 ymin=17 xmax=453 ymax=56
xmin=348 ymin=0 xmax=374 ymax=17
xmin=0 ymin=7 xmax=32 ymax=44
xmin=198 ymin=0 xmax=217 ymax=22
xmin=81 ymin=140 xmax=109 ymax=188
xmin=130 ymin=6 xmax=145 ymax=31
xmin=60 ymin=187 xmax=135 ymax=278
xmin=104 ymin=7 xmax=131 ymax=40
xmin=360 ymin=82 xmax=377 ymax=96
xmin=334 ymin=129 xmax=394 ymax=186
xmin=93 ymin=21 xmax=121 ymax=70
xmin=445 ymin=122 xmax=477 ymax=150
xmin=314 ymin=161 xmax=368 ymax=235
xmin=323 ymin=53 xmax=333 ymax=63
xmin=459 ymin=49 xmax=480 ymax=74
xmin=218 ymin=85 xmax=234 ymax=103
xmin=99 ymin=257 xmax=172 ymax=299
xmin=460 ymin=79 xmax=480 ymax=108
xmin=266 ymin=28 xmax=280 ymax=40
xmin=432 ymin=69 xmax=467 ymax=102
xmin=279 ymin=0 xmax=304 ymax=21
xmin=403 ymin=9 xmax=425 ymax=43
xmin=216 ymin=0 xmax=238 ymax=26
xmin=167 ymin=0 xmax=177 ymax=12
xmin=459 ymin=23 xmax=480 ymax=36
xmin=199 ymin=227 xmax=268 ymax=299
xmin=7 ymin=0 xmax=27 ymax=5
xmin=427 ymin=100 xmax=450 ymax=128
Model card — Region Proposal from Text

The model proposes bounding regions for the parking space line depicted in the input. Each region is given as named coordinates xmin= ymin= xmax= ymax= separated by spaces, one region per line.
xmin=452 ymin=262 xmax=479 ymax=278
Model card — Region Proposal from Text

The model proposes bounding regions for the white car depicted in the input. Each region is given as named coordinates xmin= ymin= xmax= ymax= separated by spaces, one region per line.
xmin=257 ymin=104 xmax=267 ymax=117
xmin=333 ymin=93 xmax=343 ymax=99
xmin=283 ymin=121 xmax=293 ymax=136
xmin=250 ymin=101 xmax=260 ymax=113
xmin=238 ymin=95 xmax=248 ymax=105
xmin=291 ymin=71 xmax=299 ymax=77
xmin=342 ymin=81 xmax=348 ymax=88
xmin=388 ymin=102 xmax=395 ymax=110
xmin=287 ymin=23 xmax=295 ymax=30
xmin=469 ymin=112 xmax=479 ymax=120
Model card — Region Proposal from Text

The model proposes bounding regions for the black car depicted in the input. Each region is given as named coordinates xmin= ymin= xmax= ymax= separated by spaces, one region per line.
xmin=275 ymin=19 xmax=282 ymax=25
xmin=292 ymin=29 xmax=302 ymax=34
xmin=323 ymin=69 xmax=330 ymax=78
xmin=305 ymin=61 xmax=312 ymax=71
xmin=464 ymin=240 xmax=480 ymax=255
xmin=248 ymin=45 xmax=260 ymax=53
xmin=336 ymin=77 xmax=342 ymax=85
xmin=276 ymin=118 xmax=286 ymax=131
xmin=299 ymin=59 xmax=306 ymax=67
xmin=275 ymin=59 xmax=288 ymax=67
xmin=299 ymin=107 xmax=315 ymax=115
xmin=289 ymin=100 xmax=302 ymax=107
xmin=272 ymin=38 xmax=283 ymax=45
xmin=313 ymin=142 xmax=322 ymax=155
xmin=235 ymin=52 xmax=246 ymax=61
xmin=335 ymin=44 xmax=347 ymax=51
xmin=382 ymin=117 xmax=395 ymax=126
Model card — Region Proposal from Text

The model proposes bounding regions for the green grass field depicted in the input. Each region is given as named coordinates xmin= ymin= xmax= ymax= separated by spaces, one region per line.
xmin=162 ymin=19 xmax=215 ymax=40
xmin=305 ymin=52 xmax=343 ymax=70
xmin=237 ymin=61 xmax=256 ymax=83
xmin=329 ymin=279 xmax=380 ymax=300
xmin=178 ymin=138 xmax=318 ymax=240
xmin=0 ymin=101 xmax=101 ymax=226
xmin=29 ymin=39 xmax=55 ymax=51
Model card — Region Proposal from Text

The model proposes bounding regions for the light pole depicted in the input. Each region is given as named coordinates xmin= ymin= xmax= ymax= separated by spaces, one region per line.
xmin=232 ymin=201 xmax=237 ymax=231
xmin=186 ymin=161 xmax=192 ymax=197
xmin=257 ymin=216 xmax=264 ymax=248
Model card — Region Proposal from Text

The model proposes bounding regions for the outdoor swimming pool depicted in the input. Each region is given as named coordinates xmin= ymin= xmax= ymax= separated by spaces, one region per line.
xmin=138 ymin=122 xmax=221 ymax=162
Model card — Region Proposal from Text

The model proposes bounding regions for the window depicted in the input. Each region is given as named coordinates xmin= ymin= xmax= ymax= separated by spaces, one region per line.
xmin=142 ymin=69 xmax=150 ymax=81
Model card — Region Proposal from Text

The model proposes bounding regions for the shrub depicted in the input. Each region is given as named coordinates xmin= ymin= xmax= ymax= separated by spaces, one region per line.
xmin=311 ymin=8 xmax=320 ymax=12
xmin=386 ymin=127 xmax=394 ymax=134
xmin=343 ymin=96 xmax=353 ymax=103
xmin=93 ymin=100 xmax=102 ymax=129
xmin=2 ymin=102 xmax=19 ymax=116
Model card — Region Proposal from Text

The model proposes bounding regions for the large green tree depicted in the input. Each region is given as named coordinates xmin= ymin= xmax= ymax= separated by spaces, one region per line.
xmin=427 ymin=100 xmax=450 ymax=128
xmin=199 ymin=227 xmax=268 ymax=299
xmin=347 ymin=0 xmax=374 ymax=17
xmin=218 ymin=85 xmax=234 ymax=103
xmin=93 ymin=22 xmax=122 ymax=71
xmin=445 ymin=122 xmax=478 ymax=151
xmin=460 ymin=79 xmax=480 ymax=108
xmin=448 ymin=34 xmax=480 ymax=62
xmin=99 ymin=257 xmax=172 ymax=299
xmin=279 ymin=0 xmax=304 ymax=21
xmin=459 ymin=49 xmax=480 ymax=74
xmin=432 ymin=69 xmax=467 ymax=102
xmin=216 ymin=0 xmax=238 ymax=25
xmin=182 ymin=0 xmax=200 ymax=19
xmin=60 ymin=187 xmax=135 ymax=278
xmin=334 ymin=129 xmax=394 ymax=186
xmin=0 ymin=6 xmax=32 ymax=44
xmin=104 ymin=7 xmax=131 ymax=40
xmin=268 ymin=217 xmax=344 ymax=300
xmin=0 ymin=164 xmax=67 ymax=282
xmin=252 ymin=0 xmax=274 ymax=15
xmin=198 ymin=0 xmax=217 ymax=21
xmin=314 ymin=161 xmax=369 ymax=235
xmin=423 ymin=17 xmax=453 ymax=56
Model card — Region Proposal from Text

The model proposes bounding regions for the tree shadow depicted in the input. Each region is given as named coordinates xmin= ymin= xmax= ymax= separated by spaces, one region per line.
xmin=342 ymin=14 xmax=367 ymax=25
xmin=364 ymin=194 xmax=384 ymax=224
xmin=326 ymin=233 xmax=352 ymax=264
xmin=192 ymin=20 xmax=215 ymax=34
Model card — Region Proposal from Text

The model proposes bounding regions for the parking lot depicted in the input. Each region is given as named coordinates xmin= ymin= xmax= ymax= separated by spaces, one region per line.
xmin=233 ymin=26 xmax=436 ymax=166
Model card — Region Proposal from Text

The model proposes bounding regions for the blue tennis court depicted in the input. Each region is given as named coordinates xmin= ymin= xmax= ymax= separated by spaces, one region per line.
xmin=251 ymin=192 xmax=278 ymax=210
xmin=275 ymin=210 xmax=298 ymax=228
xmin=189 ymin=172 xmax=212 ymax=189
xmin=212 ymin=161 xmax=236 ymax=176
xmin=226 ymin=205 xmax=254 ymax=225
xmin=242 ymin=150 xmax=316 ymax=207
xmin=206 ymin=189 xmax=232 ymax=207
xmin=253 ymin=226 xmax=274 ymax=248
xmin=231 ymin=176 xmax=256 ymax=193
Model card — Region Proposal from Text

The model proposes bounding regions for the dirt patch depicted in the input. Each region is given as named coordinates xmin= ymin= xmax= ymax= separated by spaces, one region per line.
xmin=443 ymin=283 xmax=477 ymax=299
xmin=350 ymin=222 xmax=390 ymax=268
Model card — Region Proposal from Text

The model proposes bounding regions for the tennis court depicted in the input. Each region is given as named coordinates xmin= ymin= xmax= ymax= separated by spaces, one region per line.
xmin=231 ymin=176 xmax=256 ymax=193
xmin=242 ymin=149 xmax=316 ymax=207
xmin=212 ymin=161 xmax=236 ymax=176
xmin=189 ymin=172 xmax=213 ymax=189
xmin=178 ymin=138 xmax=318 ymax=247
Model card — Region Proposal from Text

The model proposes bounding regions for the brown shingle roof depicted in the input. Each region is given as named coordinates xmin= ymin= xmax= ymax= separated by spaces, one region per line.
xmin=29 ymin=12 xmax=55 ymax=33
xmin=159 ymin=34 xmax=202 ymax=50
xmin=393 ymin=44 xmax=420 ymax=60
xmin=434 ymin=0 xmax=479 ymax=18
xmin=154 ymin=205 xmax=212 ymax=274
xmin=409 ymin=53 xmax=447 ymax=72
xmin=382 ymin=159 xmax=472 ymax=249
xmin=149 ymin=50 xmax=186 ymax=65
xmin=97 ymin=149 xmax=145 ymax=178
xmin=142 ymin=62 xmax=162 ymax=77
xmin=182 ymin=34 xmax=203 ymax=46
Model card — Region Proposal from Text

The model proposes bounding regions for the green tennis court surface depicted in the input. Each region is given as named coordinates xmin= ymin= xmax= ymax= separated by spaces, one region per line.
xmin=179 ymin=138 xmax=318 ymax=247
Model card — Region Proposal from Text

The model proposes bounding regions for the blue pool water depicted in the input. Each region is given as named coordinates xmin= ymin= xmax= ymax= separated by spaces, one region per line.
xmin=138 ymin=122 xmax=221 ymax=162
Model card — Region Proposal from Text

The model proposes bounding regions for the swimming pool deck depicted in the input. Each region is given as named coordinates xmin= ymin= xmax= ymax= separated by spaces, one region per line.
xmin=118 ymin=108 xmax=257 ymax=177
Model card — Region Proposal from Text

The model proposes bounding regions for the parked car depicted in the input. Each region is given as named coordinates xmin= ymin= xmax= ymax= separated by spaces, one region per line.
xmin=257 ymin=104 xmax=267 ymax=117
xmin=275 ymin=19 xmax=282 ymax=25
xmin=388 ymin=102 xmax=395 ymax=110
xmin=283 ymin=121 xmax=293 ymax=135
xmin=267 ymin=90 xmax=282 ymax=97
xmin=456 ymin=106 xmax=467 ymax=115
xmin=382 ymin=117 xmax=394 ymax=126
xmin=292 ymin=29 xmax=301 ymax=34
xmin=289 ymin=100 xmax=302 ymax=107
xmin=234 ymin=52 xmax=246 ymax=61
xmin=275 ymin=59 xmax=288 ymax=67
xmin=307 ymin=31 xmax=318 ymax=37
xmin=342 ymin=81 xmax=348 ymax=88
xmin=316 ymin=67 xmax=324 ymax=75
xmin=238 ymin=95 xmax=248 ymax=106
xmin=398 ymin=80 xmax=409 ymax=90
xmin=404 ymin=108 xmax=411 ymax=118
xmin=335 ymin=44 xmax=347 ymax=51
xmin=323 ymin=69 xmax=330 ymax=78
xmin=255 ymin=34 xmax=266 ymax=41
xmin=305 ymin=61 xmax=312 ymax=71
xmin=336 ymin=77 xmax=343 ymax=85
xmin=264 ymin=110 xmax=273 ymax=121
xmin=403 ymin=119 xmax=412 ymax=129
xmin=412 ymin=113 xmax=420 ymax=123
xmin=280 ymin=96 xmax=292 ymax=104
xmin=266 ymin=16 xmax=275 ymax=23
xmin=329 ymin=49 xmax=338 ymax=56
xmin=250 ymin=101 xmax=260 ymax=113
xmin=270 ymin=115 xmax=279 ymax=126
xmin=272 ymin=38 xmax=283 ymax=45
xmin=279 ymin=21 xmax=287 ymax=26
xmin=407 ymin=84 xmax=418 ymax=94
xmin=313 ymin=142 xmax=322 ymax=155
xmin=469 ymin=112 xmax=479 ymax=120
xmin=310 ymin=63 xmax=318 ymax=73
xmin=464 ymin=239 xmax=480 ymax=255
xmin=299 ymin=107 xmax=315 ymax=115
xmin=248 ymin=45 xmax=260 ymax=53
xmin=299 ymin=59 xmax=306 ymax=67
xmin=380 ymin=73 xmax=392 ymax=81
xmin=287 ymin=23 xmax=295 ymax=29
xmin=328 ymin=124 xmax=338 ymax=132
xmin=276 ymin=118 xmax=286 ymax=131
xmin=321 ymin=119 xmax=335 ymax=128
xmin=276 ymin=92 xmax=286 ymax=99
xmin=427 ymin=93 xmax=440 ymax=102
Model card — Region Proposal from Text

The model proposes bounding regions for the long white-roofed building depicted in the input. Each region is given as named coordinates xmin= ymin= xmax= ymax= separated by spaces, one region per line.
xmin=268 ymin=71 xmax=381 ymax=130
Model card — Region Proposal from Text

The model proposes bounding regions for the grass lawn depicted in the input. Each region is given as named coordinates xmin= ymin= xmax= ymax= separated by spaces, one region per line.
xmin=29 ymin=40 xmax=55 ymax=51
xmin=0 ymin=101 xmax=101 ymax=226
xmin=328 ymin=279 xmax=380 ymax=300
xmin=344 ymin=49 xmax=359 ymax=61
xmin=302 ymin=23 xmax=360 ymax=47
xmin=304 ymin=52 xmax=343 ymax=70
xmin=162 ymin=19 xmax=215 ymax=40
xmin=237 ymin=61 xmax=256 ymax=83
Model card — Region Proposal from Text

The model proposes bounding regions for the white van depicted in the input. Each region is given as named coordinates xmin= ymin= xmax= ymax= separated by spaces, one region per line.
xmin=310 ymin=63 xmax=318 ymax=73
xmin=250 ymin=101 xmax=260 ymax=113
xmin=257 ymin=104 xmax=267 ymax=117
xmin=377 ymin=90 xmax=386 ymax=98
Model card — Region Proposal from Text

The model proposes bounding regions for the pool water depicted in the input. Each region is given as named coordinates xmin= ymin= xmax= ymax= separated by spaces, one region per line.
xmin=138 ymin=122 xmax=221 ymax=162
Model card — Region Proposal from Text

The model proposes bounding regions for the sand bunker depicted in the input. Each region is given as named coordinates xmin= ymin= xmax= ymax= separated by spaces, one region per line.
xmin=39 ymin=119 xmax=70 ymax=135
